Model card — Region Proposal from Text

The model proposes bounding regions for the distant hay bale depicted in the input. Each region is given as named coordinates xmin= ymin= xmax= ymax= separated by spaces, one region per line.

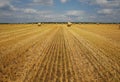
xmin=38 ymin=23 xmax=41 ymax=26
xmin=97 ymin=23 xmax=99 ymax=25
xmin=67 ymin=22 xmax=72 ymax=27
xmin=119 ymin=24 xmax=120 ymax=29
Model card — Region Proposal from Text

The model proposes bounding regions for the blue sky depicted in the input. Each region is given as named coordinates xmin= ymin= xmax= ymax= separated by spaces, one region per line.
xmin=0 ymin=0 xmax=120 ymax=23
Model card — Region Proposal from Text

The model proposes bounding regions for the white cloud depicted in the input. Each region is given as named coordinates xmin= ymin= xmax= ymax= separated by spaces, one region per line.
xmin=60 ymin=0 xmax=68 ymax=3
xmin=0 ymin=0 xmax=18 ymax=11
xmin=98 ymin=8 xmax=120 ymax=15
xmin=32 ymin=0 xmax=54 ymax=5
xmin=0 ymin=0 xmax=10 ymax=7
xmin=96 ymin=8 xmax=120 ymax=22
xmin=95 ymin=0 xmax=120 ymax=7
xmin=98 ymin=9 xmax=113 ymax=15
xmin=66 ymin=10 xmax=85 ymax=16
xmin=79 ymin=0 xmax=120 ymax=8
xmin=95 ymin=0 xmax=108 ymax=5
xmin=23 ymin=8 xmax=37 ymax=14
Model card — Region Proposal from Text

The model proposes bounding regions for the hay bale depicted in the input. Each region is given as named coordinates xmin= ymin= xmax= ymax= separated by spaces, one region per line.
xmin=38 ymin=23 xmax=41 ymax=26
xmin=67 ymin=22 xmax=72 ymax=27
xmin=97 ymin=23 xmax=99 ymax=25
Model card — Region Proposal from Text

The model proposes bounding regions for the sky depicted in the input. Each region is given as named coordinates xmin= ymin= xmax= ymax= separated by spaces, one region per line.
xmin=0 ymin=0 xmax=120 ymax=23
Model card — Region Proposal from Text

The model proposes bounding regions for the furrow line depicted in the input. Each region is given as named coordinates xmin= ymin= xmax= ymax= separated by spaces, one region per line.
xmin=69 ymin=29 xmax=119 ymax=81
xmin=70 ymin=27 xmax=120 ymax=79
xmin=32 ymin=28 xmax=60 ymax=82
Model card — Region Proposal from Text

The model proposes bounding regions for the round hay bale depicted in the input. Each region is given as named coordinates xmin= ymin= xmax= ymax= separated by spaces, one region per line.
xmin=97 ymin=23 xmax=99 ymax=25
xmin=38 ymin=23 xmax=41 ymax=26
xmin=67 ymin=22 xmax=72 ymax=27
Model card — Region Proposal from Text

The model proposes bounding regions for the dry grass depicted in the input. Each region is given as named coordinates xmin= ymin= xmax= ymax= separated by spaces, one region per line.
xmin=0 ymin=24 xmax=120 ymax=82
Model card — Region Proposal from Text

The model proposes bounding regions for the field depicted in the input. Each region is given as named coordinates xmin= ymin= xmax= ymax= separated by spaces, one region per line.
xmin=0 ymin=24 xmax=120 ymax=82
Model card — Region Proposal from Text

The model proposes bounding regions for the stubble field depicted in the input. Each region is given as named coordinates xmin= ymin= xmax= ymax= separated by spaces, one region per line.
xmin=0 ymin=24 xmax=120 ymax=82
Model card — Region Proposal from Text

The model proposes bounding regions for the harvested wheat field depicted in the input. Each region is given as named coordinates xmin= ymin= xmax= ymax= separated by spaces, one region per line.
xmin=0 ymin=24 xmax=120 ymax=82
